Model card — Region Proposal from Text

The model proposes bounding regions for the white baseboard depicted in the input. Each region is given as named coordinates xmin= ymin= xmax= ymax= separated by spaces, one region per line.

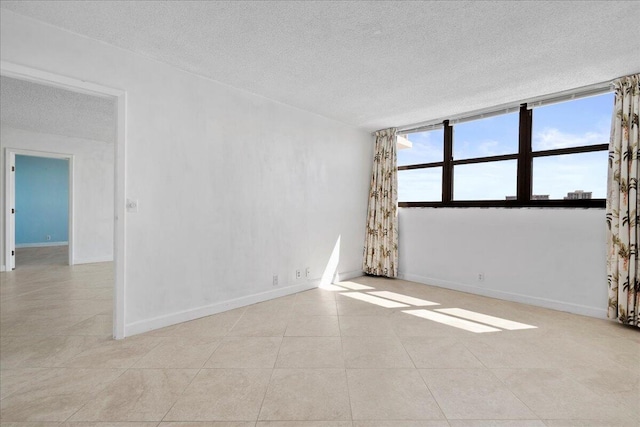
xmin=16 ymin=241 xmax=68 ymax=248
xmin=125 ymin=282 xmax=315 ymax=337
xmin=398 ymin=272 xmax=608 ymax=319
xmin=305 ymin=269 xmax=364 ymax=286
xmin=331 ymin=269 xmax=364 ymax=284
xmin=124 ymin=269 xmax=365 ymax=338
xmin=73 ymin=256 xmax=114 ymax=265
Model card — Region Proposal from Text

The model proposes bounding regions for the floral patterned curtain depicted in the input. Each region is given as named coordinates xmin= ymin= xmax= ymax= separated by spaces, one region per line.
xmin=606 ymin=74 xmax=640 ymax=327
xmin=363 ymin=128 xmax=398 ymax=278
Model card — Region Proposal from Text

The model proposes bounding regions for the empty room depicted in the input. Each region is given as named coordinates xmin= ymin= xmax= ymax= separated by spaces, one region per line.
xmin=0 ymin=1 xmax=638 ymax=426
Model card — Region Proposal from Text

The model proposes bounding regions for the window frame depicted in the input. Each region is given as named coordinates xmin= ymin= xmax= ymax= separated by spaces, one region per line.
xmin=398 ymin=96 xmax=610 ymax=208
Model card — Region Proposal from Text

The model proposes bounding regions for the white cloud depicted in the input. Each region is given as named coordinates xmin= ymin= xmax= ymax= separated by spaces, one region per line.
xmin=533 ymin=128 xmax=608 ymax=150
xmin=399 ymin=131 xmax=443 ymax=165
xmin=453 ymin=138 xmax=518 ymax=159
xmin=476 ymin=139 xmax=502 ymax=157
xmin=532 ymin=152 xmax=607 ymax=199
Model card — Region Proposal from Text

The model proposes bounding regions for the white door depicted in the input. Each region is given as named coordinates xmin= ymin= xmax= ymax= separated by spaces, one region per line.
xmin=6 ymin=151 xmax=16 ymax=270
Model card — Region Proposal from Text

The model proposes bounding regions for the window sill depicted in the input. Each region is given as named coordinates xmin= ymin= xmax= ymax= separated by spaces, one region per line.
xmin=398 ymin=199 xmax=606 ymax=208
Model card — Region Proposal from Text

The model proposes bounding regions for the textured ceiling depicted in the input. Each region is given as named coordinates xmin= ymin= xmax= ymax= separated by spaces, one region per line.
xmin=0 ymin=76 xmax=116 ymax=143
xmin=2 ymin=1 xmax=639 ymax=131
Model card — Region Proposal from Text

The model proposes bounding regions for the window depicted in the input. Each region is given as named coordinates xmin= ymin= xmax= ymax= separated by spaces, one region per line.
xmin=398 ymin=168 xmax=442 ymax=202
xmin=453 ymin=112 xmax=519 ymax=160
xmin=532 ymin=94 xmax=612 ymax=151
xmin=398 ymin=129 xmax=443 ymax=166
xmin=397 ymin=128 xmax=444 ymax=203
xmin=454 ymin=160 xmax=517 ymax=201
xmin=532 ymin=152 xmax=608 ymax=200
xmin=530 ymin=92 xmax=613 ymax=200
xmin=397 ymin=90 xmax=612 ymax=207
xmin=452 ymin=113 xmax=519 ymax=201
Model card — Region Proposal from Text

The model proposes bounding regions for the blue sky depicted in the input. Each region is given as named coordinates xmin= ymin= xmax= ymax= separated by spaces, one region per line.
xmin=398 ymin=92 xmax=613 ymax=201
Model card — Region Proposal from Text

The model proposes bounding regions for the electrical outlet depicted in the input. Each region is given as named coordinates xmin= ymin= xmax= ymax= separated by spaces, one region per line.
xmin=46 ymin=235 xmax=51 ymax=241
xmin=305 ymin=267 xmax=311 ymax=279
xmin=478 ymin=273 xmax=485 ymax=281
xmin=273 ymin=275 xmax=278 ymax=286
xmin=296 ymin=270 xmax=302 ymax=279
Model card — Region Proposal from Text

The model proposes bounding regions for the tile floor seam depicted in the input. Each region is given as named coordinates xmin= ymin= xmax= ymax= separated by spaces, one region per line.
xmin=281 ymin=312 xmax=294 ymax=337
xmin=58 ymin=313 xmax=103 ymax=334
xmin=397 ymin=333 xmax=419 ymax=370
xmin=396 ymin=333 xmax=461 ymax=420
xmin=533 ymin=366 xmax=638 ymax=422
xmin=254 ymin=331 xmax=285 ymax=423
xmin=0 ymin=283 xmax=64 ymax=301
xmin=58 ymin=366 xmax=130 ymax=423
xmin=62 ymin=332 xmax=167 ymax=370
xmin=4 ymin=249 xmax=639 ymax=424
xmin=0 ymin=367 xmax=51 ymax=401
xmin=484 ymin=366 xmax=546 ymax=422
xmin=55 ymin=332 xmax=167 ymax=421
xmin=401 ymin=365 xmax=449 ymax=422
xmin=337 ymin=312 xmax=355 ymax=423
xmin=158 ymin=364 xmax=205 ymax=423
xmin=458 ymin=336 xmax=492 ymax=372
xmin=191 ymin=334 xmax=225 ymax=369
xmin=221 ymin=305 xmax=250 ymax=338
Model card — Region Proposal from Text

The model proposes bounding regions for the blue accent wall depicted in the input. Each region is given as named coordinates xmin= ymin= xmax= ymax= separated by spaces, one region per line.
xmin=15 ymin=155 xmax=69 ymax=245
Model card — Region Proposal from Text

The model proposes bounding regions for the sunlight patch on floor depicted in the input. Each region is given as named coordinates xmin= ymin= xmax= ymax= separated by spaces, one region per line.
xmin=337 ymin=281 xmax=375 ymax=290
xmin=323 ymin=279 xmax=537 ymax=334
xmin=341 ymin=292 xmax=409 ymax=308
xmin=367 ymin=291 xmax=439 ymax=307
xmin=319 ymin=283 xmax=349 ymax=292
xmin=436 ymin=308 xmax=537 ymax=330
xmin=403 ymin=309 xmax=501 ymax=333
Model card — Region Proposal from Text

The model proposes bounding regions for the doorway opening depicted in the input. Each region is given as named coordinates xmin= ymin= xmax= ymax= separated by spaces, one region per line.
xmin=9 ymin=151 xmax=73 ymax=268
xmin=1 ymin=62 xmax=127 ymax=339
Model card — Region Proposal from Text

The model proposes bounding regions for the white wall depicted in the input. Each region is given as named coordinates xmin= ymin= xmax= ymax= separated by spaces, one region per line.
xmin=0 ymin=11 xmax=372 ymax=336
xmin=1 ymin=126 xmax=114 ymax=265
xmin=398 ymin=208 xmax=608 ymax=318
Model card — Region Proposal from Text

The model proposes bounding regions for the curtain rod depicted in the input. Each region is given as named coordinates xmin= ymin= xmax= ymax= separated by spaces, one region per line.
xmin=396 ymin=79 xmax=615 ymax=135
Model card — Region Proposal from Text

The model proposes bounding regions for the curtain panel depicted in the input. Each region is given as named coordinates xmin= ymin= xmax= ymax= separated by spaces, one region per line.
xmin=363 ymin=128 xmax=398 ymax=278
xmin=606 ymin=74 xmax=640 ymax=327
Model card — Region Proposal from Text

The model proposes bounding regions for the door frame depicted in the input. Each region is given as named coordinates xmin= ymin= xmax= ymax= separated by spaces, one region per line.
xmin=5 ymin=149 xmax=74 ymax=267
xmin=1 ymin=61 xmax=127 ymax=339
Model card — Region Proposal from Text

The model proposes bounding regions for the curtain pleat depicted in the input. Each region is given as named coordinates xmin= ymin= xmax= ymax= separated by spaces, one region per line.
xmin=363 ymin=128 xmax=398 ymax=278
xmin=606 ymin=74 xmax=640 ymax=327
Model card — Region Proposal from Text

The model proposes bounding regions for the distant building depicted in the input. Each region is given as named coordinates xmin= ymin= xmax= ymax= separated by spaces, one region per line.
xmin=506 ymin=195 xmax=549 ymax=200
xmin=564 ymin=190 xmax=592 ymax=200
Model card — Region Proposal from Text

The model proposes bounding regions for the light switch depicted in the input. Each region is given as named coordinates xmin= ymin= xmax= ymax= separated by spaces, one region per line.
xmin=126 ymin=199 xmax=138 ymax=213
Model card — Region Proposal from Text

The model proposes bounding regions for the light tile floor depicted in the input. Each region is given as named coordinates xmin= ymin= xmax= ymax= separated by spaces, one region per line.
xmin=1 ymin=248 xmax=639 ymax=426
